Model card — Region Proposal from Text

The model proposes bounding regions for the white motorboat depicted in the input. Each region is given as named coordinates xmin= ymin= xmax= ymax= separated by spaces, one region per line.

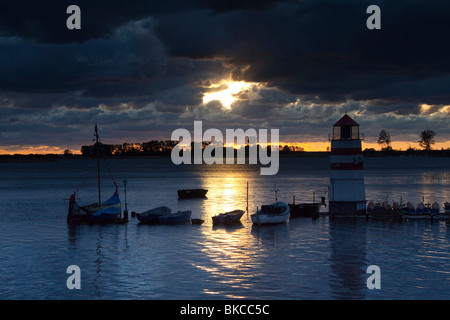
xmin=251 ymin=201 xmax=290 ymax=225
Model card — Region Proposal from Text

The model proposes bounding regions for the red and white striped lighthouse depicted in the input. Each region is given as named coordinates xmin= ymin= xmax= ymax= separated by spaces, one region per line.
xmin=329 ymin=114 xmax=366 ymax=216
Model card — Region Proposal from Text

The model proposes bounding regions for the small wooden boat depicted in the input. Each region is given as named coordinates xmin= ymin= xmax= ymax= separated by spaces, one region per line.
xmin=212 ymin=210 xmax=245 ymax=225
xmin=177 ymin=189 xmax=208 ymax=199
xmin=400 ymin=202 xmax=415 ymax=214
xmin=416 ymin=202 xmax=427 ymax=214
xmin=288 ymin=194 xmax=325 ymax=218
xmin=251 ymin=202 xmax=290 ymax=225
xmin=158 ymin=210 xmax=192 ymax=224
xmin=444 ymin=202 xmax=450 ymax=214
xmin=367 ymin=200 xmax=402 ymax=220
xmin=136 ymin=206 xmax=191 ymax=224
xmin=136 ymin=206 xmax=171 ymax=224
xmin=430 ymin=202 xmax=440 ymax=214
xmin=289 ymin=202 xmax=321 ymax=218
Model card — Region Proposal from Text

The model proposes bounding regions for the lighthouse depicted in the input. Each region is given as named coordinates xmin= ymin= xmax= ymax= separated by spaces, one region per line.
xmin=329 ymin=114 xmax=366 ymax=216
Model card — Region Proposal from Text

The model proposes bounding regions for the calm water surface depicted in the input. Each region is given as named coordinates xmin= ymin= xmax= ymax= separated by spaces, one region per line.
xmin=0 ymin=156 xmax=449 ymax=299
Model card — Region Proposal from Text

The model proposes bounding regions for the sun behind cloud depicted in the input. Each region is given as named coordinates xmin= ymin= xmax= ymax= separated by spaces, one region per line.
xmin=202 ymin=80 xmax=258 ymax=109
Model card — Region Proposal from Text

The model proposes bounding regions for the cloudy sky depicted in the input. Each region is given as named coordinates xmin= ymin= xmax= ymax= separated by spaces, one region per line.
xmin=1 ymin=0 xmax=449 ymax=153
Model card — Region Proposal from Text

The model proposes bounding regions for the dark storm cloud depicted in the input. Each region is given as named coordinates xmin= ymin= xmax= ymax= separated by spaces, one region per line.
xmin=2 ymin=0 xmax=450 ymax=101
xmin=150 ymin=0 xmax=450 ymax=108
xmin=228 ymin=0 xmax=450 ymax=103
xmin=0 ymin=0 xmax=286 ymax=43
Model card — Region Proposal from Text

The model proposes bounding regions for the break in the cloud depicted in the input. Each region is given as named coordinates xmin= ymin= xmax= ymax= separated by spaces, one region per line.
xmin=0 ymin=0 xmax=449 ymax=153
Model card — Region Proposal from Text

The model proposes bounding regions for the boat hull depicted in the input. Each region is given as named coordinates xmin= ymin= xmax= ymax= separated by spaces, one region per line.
xmin=88 ymin=206 xmax=121 ymax=223
xmin=177 ymin=189 xmax=208 ymax=199
xmin=136 ymin=206 xmax=171 ymax=224
xmin=212 ymin=210 xmax=245 ymax=225
xmin=251 ymin=202 xmax=290 ymax=225
xmin=251 ymin=213 xmax=289 ymax=224
xmin=136 ymin=213 xmax=160 ymax=224
xmin=137 ymin=207 xmax=192 ymax=224
xmin=158 ymin=211 xmax=192 ymax=224
xmin=67 ymin=192 xmax=121 ymax=224
xmin=288 ymin=203 xmax=320 ymax=218
xmin=444 ymin=203 xmax=450 ymax=214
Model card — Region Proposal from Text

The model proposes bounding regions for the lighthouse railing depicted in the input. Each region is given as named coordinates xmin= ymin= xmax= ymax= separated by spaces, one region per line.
xmin=328 ymin=132 xmax=364 ymax=141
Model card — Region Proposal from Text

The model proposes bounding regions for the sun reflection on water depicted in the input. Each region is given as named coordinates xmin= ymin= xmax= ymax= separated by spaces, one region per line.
xmin=199 ymin=172 xmax=251 ymax=220
xmin=189 ymin=171 xmax=264 ymax=298
xmin=195 ymin=225 xmax=259 ymax=299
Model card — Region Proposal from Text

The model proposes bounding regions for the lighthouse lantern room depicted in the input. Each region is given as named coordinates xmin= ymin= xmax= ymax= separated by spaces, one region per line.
xmin=329 ymin=114 xmax=366 ymax=216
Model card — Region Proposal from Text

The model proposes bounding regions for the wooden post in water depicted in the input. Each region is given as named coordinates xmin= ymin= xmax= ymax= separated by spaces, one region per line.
xmin=123 ymin=179 xmax=128 ymax=221
xmin=246 ymin=181 xmax=249 ymax=217
xmin=95 ymin=124 xmax=101 ymax=206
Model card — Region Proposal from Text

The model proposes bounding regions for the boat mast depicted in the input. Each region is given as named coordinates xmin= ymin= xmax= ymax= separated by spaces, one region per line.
xmin=95 ymin=124 xmax=101 ymax=206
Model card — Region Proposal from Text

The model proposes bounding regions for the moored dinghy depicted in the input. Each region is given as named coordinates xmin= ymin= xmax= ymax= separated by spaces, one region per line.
xmin=368 ymin=200 xmax=402 ymax=220
xmin=251 ymin=202 xmax=290 ymax=225
xmin=416 ymin=202 xmax=427 ymax=214
xmin=431 ymin=202 xmax=440 ymax=214
xmin=136 ymin=206 xmax=172 ymax=224
xmin=288 ymin=193 xmax=325 ymax=218
xmin=136 ymin=206 xmax=191 ymax=224
xmin=158 ymin=210 xmax=192 ymax=224
xmin=401 ymin=202 xmax=416 ymax=214
xmin=212 ymin=209 xmax=245 ymax=225
xmin=444 ymin=202 xmax=450 ymax=214
xmin=177 ymin=189 xmax=208 ymax=199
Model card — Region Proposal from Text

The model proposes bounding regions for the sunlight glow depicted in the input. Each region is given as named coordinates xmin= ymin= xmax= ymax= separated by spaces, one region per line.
xmin=420 ymin=104 xmax=433 ymax=114
xmin=0 ymin=145 xmax=78 ymax=155
xmin=202 ymin=80 xmax=257 ymax=109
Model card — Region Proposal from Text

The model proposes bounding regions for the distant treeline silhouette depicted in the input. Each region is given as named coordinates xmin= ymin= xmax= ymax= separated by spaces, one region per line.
xmin=81 ymin=140 xmax=177 ymax=157
xmin=77 ymin=140 xmax=450 ymax=158
xmin=362 ymin=147 xmax=450 ymax=157
xmin=79 ymin=140 xmax=306 ymax=157
xmin=1 ymin=143 xmax=449 ymax=162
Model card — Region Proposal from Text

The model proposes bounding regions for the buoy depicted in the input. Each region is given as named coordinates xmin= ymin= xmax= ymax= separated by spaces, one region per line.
xmin=191 ymin=219 xmax=204 ymax=225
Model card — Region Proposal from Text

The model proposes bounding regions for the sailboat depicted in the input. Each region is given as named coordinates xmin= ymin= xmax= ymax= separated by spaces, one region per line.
xmin=67 ymin=124 xmax=121 ymax=224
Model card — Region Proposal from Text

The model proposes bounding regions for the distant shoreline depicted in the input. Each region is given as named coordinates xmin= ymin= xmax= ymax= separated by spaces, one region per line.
xmin=1 ymin=149 xmax=449 ymax=162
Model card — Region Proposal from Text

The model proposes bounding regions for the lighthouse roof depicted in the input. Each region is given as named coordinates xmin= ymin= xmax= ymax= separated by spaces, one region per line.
xmin=333 ymin=114 xmax=359 ymax=127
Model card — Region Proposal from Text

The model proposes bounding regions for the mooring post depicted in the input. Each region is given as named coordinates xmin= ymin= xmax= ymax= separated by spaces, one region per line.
xmin=123 ymin=179 xmax=128 ymax=221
